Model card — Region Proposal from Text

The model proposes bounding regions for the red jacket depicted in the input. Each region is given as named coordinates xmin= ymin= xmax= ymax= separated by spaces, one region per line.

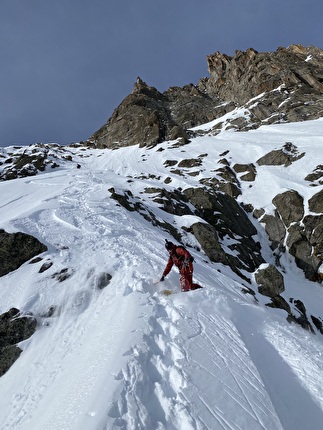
xmin=163 ymin=245 xmax=193 ymax=277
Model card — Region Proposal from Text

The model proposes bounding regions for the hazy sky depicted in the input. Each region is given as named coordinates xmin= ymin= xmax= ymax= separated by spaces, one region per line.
xmin=1 ymin=0 xmax=322 ymax=146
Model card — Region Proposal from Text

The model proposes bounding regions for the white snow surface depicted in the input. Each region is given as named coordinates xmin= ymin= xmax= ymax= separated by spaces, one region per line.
xmin=1 ymin=119 xmax=323 ymax=430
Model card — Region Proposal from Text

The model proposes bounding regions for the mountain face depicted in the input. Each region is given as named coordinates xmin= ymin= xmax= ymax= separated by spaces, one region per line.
xmin=0 ymin=45 xmax=323 ymax=389
xmin=88 ymin=44 xmax=323 ymax=148
xmin=1 ymin=45 xmax=323 ymax=305
xmin=86 ymin=45 xmax=323 ymax=311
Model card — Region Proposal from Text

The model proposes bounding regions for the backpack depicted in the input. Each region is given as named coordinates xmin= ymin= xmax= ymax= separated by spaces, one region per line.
xmin=174 ymin=246 xmax=194 ymax=262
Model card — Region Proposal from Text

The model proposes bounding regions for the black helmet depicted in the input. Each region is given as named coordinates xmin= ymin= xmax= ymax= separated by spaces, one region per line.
xmin=165 ymin=239 xmax=174 ymax=251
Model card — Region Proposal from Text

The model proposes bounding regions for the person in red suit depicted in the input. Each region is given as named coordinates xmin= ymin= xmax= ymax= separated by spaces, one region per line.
xmin=160 ymin=240 xmax=202 ymax=292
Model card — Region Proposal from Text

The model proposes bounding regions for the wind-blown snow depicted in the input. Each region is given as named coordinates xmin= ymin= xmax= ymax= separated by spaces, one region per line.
xmin=1 ymin=119 xmax=323 ymax=430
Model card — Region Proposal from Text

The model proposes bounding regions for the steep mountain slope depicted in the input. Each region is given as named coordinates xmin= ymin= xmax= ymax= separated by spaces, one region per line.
xmin=1 ymin=117 xmax=323 ymax=429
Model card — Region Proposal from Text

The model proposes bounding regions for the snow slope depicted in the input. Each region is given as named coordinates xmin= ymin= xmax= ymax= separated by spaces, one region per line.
xmin=1 ymin=119 xmax=323 ymax=430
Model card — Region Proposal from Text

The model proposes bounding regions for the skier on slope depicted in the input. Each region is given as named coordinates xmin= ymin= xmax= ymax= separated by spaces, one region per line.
xmin=160 ymin=240 xmax=202 ymax=292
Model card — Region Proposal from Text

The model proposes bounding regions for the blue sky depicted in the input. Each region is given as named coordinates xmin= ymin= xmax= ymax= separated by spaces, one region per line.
xmin=1 ymin=0 xmax=322 ymax=146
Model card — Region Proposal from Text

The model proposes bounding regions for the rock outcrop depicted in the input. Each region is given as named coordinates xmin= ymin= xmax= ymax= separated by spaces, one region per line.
xmin=204 ymin=45 xmax=323 ymax=101
xmin=0 ymin=229 xmax=47 ymax=277
xmin=256 ymin=189 xmax=323 ymax=281
xmin=0 ymin=308 xmax=37 ymax=377
xmin=0 ymin=143 xmax=80 ymax=181
xmin=255 ymin=264 xmax=285 ymax=297
xmin=88 ymin=78 xmax=222 ymax=149
xmin=88 ymin=45 xmax=323 ymax=148
xmin=257 ymin=143 xmax=305 ymax=167
xmin=201 ymin=44 xmax=323 ymax=131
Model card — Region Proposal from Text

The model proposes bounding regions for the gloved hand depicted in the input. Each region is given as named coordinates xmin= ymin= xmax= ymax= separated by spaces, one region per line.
xmin=160 ymin=275 xmax=165 ymax=282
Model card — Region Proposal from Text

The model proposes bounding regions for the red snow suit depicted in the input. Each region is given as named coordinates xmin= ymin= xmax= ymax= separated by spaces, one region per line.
xmin=162 ymin=242 xmax=202 ymax=292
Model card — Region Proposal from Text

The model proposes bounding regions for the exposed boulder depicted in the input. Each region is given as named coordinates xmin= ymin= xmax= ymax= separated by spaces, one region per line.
xmin=257 ymin=143 xmax=305 ymax=167
xmin=272 ymin=190 xmax=304 ymax=226
xmin=260 ymin=213 xmax=286 ymax=250
xmin=288 ymin=299 xmax=315 ymax=332
xmin=255 ymin=264 xmax=285 ymax=297
xmin=0 ymin=345 xmax=22 ymax=377
xmin=287 ymin=222 xmax=322 ymax=280
xmin=0 ymin=229 xmax=47 ymax=277
xmin=51 ymin=268 xmax=74 ymax=282
xmin=39 ymin=260 xmax=53 ymax=273
xmin=95 ymin=273 xmax=113 ymax=290
xmin=233 ymin=163 xmax=257 ymax=181
xmin=304 ymin=215 xmax=323 ymax=261
xmin=259 ymin=204 xmax=323 ymax=281
xmin=305 ymin=165 xmax=323 ymax=185
xmin=308 ymin=189 xmax=323 ymax=213
xmin=190 ymin=222 xmax=228 ymax=265
xmin=0 ymin=308 xmax=37 ymax=377
xmin=178 ymin=158 xmax=202 ymax=169
xmin=184 ymin=188 xmax=257 ymax=238
xmin=259 ymin=194 xmax=322 ymax=281
xmin=108 ymin=187 xmax=182 ymax=241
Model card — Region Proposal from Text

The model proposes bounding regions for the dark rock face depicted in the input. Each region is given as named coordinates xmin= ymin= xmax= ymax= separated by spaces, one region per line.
xmin=88 ymin=78 xmax=219 ymax=149
xmin=163 ymin=84 xmax=225 ymax=130
xmin=183 ymin=188 xmax=257 ymax=238
xmin=190 ymin=222 xmax=228 ymax=265
xmin=272 ymin=190 xmax=304 ymax=226
xmin=88 ymin=45 xmax=323 ymax=148
xmin=89 ymin=77 xmax=239 ymax=149
xmin=308 ymin=189 xmax=323 ymax=213
xmin=233 ymin=163 xmax=257 ymax=181
xmin=90 ymin=78 xmax=176 ymax=148
xmin=255 ymin=264 xmax=285 ymax=297
xmin=95 ymin=273 xmax=113 ymax=290
xmin=287 ymin=222 xmax=322 ymax=281
xmin=257 ymin=143 xmax=305 ymax=167
xmin=0 ymin=308 xmax=37 ymax=377
xmin=261 ymin=214 xmax=286 ymax=251
xmin=305 ymin=165 xmax=323 ymax=185
xmin=258 ymin=189 xmax=323 ymax=281
xmin=87 ymin=79 xmax=214 ymax=148
xmin=0 ymin=230 xmax=48 ymax=277
xmin=202 ymin=45 xmax=323 ymax=129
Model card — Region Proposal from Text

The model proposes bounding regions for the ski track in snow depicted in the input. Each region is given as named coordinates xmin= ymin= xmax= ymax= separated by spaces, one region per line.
xmin=104 ymin=290 xmax=286 ymax=430
xmin=1 ymin=121 xmax=323 ymax=429
xmin=0 ymin=167 xmax=281 ymax=430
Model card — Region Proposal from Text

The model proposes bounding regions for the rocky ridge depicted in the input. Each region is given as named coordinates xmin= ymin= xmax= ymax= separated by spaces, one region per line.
xmin=88 ymin=44 xmax=323 ymax=148
xmin=0 ymin=143 xmax=82 ymax=181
